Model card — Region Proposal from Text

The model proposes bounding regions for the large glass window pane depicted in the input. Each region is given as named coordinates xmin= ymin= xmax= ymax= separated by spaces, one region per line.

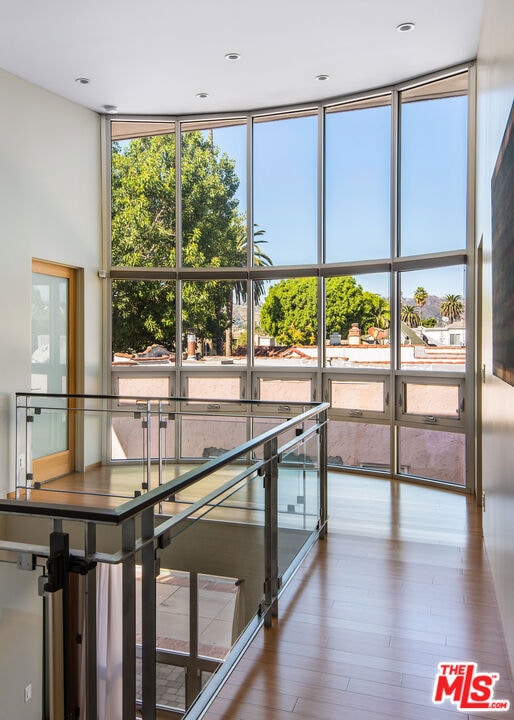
xmin=255 ymin=277 xmax=318 ymax=366
xmin=253 ymin=111 xmax=317 ymax=266
xmin=111 ymin=121 xmax=176 ymax=267
xmin=325 ymin=96 xmax=391 ymax=262
xmin=182 ymin=280 xmax=247 ymax=362
xmin=398 ymin=427 xmax=465 ymax=485
xmin=325 ymin=273 xmax=390 ymax=369
xmin=327 ymin=420 xmax=390 ymax=472
xmin=400 ymin=73 xmax=468 ymax=256
xmin=399 ymin=266 xmax=466 ymax=371
xmin=112 ymin=280 xmax=176 ymax=360
xmin=181 ymin=119 xmax=247 ymax=268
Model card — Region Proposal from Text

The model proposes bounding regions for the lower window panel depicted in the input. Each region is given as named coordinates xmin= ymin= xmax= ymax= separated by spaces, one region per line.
xmin=327 ymin=420 xmax=390 ymax=473
xmin=398 ymin=426 xmax=466 ymax=485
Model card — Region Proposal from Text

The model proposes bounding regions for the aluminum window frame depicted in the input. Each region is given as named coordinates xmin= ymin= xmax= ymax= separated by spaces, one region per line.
xmin=103 ymin=61 xmax=476 ymax=493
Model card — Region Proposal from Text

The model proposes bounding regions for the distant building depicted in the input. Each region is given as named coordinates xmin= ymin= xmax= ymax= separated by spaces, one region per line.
xmin=420 ymin=321 xmax=466 ymax=347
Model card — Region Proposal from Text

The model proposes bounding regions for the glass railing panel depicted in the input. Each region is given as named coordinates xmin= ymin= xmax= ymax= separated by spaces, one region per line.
xmin=155 ymin=471 xmax=266 ymax=711
xmin=180 ymin=414 xmax=248 ymax=460
xmin=277 ymin=432 xmax=320 ymax=577
xmin=197 ymin=573 xmax=241 ymax=661
xmin=31 ymin=397 xmax=68 ymax=460
xmin=251 ymin=414 xmax=314 ymax=460
xmin=136 ymin=566 xmax=189 ymax=713
xmin=136 ymin=657 xmax=187 ymax=712
xmin=31 ymin=405 xmax=146 ymax=502
xmin=18 ymin=395 xmax=182 ymax=504
xmin=154 ymin=569 xmax=190 ymax=655
xmin=155 ymin=661 xmax=186 ymax=711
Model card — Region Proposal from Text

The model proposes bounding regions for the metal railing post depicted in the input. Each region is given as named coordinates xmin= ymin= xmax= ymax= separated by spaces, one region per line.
xmin=264 ymin=436 xmax=279 ymax=626
xmin=25 ymin=401 xmax=34 ymax=497
xmin=122 ymin=518 xmax=136 ymax=719
xmin=185 ymin=571 xmax=202 ymax=708
xmin=158 ymin=400 xmax=163 ymax=488
xmin=319 ymin=409 xmax=328 ymax=539
xmin=141 ymin=507 xmax=156 ymax=719
xmin=85 ymin=522 xmax=98 ymax=720
xmin=145 ymin=400 xmax=152 ymax=491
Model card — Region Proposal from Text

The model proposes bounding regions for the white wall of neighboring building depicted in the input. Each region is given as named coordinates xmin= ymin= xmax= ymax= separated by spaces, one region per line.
xmin=421 ymin=324 xmax=466 ymax=346
xmin=477 ymin=0 xmax=514 ymax=673
xmin=0 ymin=68 xmax=103 ymax=497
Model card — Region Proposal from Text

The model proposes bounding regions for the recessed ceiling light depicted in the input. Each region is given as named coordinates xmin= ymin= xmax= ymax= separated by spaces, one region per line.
xmin=225 ymin=52 xmax=241 ymax=61
xmin=397 ymin=22 xmax=415 ymax=32
xmin=316 ymin=74 xmax=330 ymax=82
xmin=196 ymin=92 xmax=209 ymax=99
xmin=75 ymin=77 xmax=90 ymax=85
xmin=102 ymin=104 xmax=118 ymax=114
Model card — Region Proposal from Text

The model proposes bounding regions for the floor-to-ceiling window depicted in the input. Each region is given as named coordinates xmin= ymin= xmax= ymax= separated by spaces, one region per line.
xmin=107 ymin=64 xmax=473 ymax=491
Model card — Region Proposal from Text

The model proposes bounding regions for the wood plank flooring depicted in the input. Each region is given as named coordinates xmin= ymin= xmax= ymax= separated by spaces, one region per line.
xmin=203 ymin=474 xmax=514 ymax=720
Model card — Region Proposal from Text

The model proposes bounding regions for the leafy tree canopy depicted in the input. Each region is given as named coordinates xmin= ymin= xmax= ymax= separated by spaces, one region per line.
xmin=259 ymin=276 xmax=389 ymax=345
xmin=111 ymin=131 xmax=248 ymax=352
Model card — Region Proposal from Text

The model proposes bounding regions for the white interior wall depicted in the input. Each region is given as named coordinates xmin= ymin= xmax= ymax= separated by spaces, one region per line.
xmin=0 ymin=68 xmax=103 ymax=495
xmin=0 ymin=562 xmax=43 ymax=720
xmin=477 ymin=0 xmax=514 ymax=673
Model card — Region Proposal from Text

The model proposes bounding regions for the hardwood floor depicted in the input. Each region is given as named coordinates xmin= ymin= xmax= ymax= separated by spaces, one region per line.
xmin=203 ymin=473 xmax=514 ymax=720
xmin=9 ymin=465 xmax=514 ymax=717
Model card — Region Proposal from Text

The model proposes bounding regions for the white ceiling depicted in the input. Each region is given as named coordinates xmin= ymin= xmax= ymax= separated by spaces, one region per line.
xmin=0 ymin=0 xmax=484 ymax=116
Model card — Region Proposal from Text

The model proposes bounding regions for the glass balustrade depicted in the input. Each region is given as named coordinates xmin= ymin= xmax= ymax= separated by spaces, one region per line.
xmin=1 ymin=393 xmax=328 ymax=719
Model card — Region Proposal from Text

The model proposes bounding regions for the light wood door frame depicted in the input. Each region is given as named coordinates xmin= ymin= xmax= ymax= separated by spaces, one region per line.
xmin=32 ymin=259 xmax=77 ymax=482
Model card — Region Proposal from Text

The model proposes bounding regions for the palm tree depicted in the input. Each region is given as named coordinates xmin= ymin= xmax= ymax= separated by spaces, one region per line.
xmin=364 ymin=294 xmax=390 ymax=330
xmin=225 ymin=224 xmax=272 ymax=355
xmin=401 ymin=304 xmax=420 ymax=328
xmin=233 ymin=224 xmax=272 ymax=305
xmin=439 ymin=294 xmax=464 ymax=324
xmin=414 ymin=286 xmax=428 ymax=317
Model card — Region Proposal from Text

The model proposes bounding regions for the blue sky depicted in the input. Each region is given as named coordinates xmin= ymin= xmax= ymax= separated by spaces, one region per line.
xmin=213 ymin=95 xmax=468 ymax=298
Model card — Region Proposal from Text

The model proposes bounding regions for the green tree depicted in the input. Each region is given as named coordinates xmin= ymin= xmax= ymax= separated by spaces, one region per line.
xmin=259 ymin=276 xmax=389 ymax=345
xmin=362 ymin=292 xmax=390 ymax=330
xmin=401 ymin=304 xmax=420 ymax=328
xmin=414 ymin=286 xmax=428 ymax=316
xmin=112 ymin=279 xmax=175 ymax=353
xmin=111 ymin=131 xmax=248 ymax=352
xmin=260 ymin=278 xmax=317 ymax=345
xmin=440 ymin=294 xmax=464 ymax=324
